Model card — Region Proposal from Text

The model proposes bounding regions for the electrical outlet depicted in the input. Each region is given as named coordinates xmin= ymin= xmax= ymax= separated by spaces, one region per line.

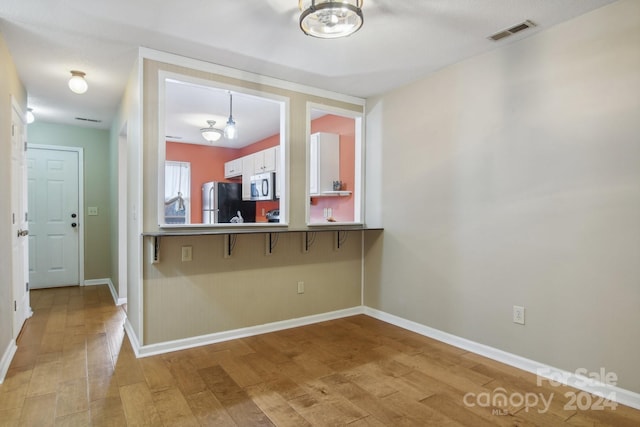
xmin=181 ymin=246 xmax=193 ymax=262
xmin=87 ymin=206 xmax=98 ymax=216
xmin=297 ymin=281 xmax=305 ymax=294
xmin=513 ymin=305 xmax=525 ymax=325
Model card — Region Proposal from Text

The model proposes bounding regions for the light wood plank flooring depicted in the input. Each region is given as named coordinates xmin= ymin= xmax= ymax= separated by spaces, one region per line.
xmin=1 ymin=285 xmax=638 ymax=426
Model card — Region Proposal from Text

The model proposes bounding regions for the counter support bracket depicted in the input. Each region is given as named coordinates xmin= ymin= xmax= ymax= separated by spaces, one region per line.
xmin=152 ymin=236 xmax=160 ymax=263
xmin=265 ymin=233 xmax=279 ymax=256
xmin=335 ymin=230 xmax=349 ymax=250
xmin=224 ymin=234 xmax=237 ymax=258
xmin=302 ymin=231 xmax=316 ymax=253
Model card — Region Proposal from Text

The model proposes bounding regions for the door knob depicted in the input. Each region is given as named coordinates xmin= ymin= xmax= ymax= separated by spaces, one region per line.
xmin=71 ymin=213 xmax=77 ymax=218
xmin=17 ymin=229 xmax=29 ymax=237
xmin=71 ymin=222 xmax=77 ymax=228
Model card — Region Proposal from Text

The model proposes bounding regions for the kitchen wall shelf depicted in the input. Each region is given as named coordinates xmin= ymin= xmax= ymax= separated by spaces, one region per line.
xmin=310 ymin=191 xmax=352 ymax=197
xmin=143 ymin=226 xmax=382 ymax=262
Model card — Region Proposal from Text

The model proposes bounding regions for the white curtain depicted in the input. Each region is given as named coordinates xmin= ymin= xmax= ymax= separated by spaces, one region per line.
xmin=164 ymin=161 xmax=190 ymax=224
xmin=165 ymin=161 xmax=190 ymax=201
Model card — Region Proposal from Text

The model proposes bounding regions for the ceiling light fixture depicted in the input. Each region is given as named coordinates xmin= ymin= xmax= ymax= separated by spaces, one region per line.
xmin=224 ymin=91 xmax=238 ymax=140
xmin=26 ymin=108 xmax=35 ymax=124
xmin=299 ymin=0 xmax=363 ymax=39
xmin=201 ymin=120 xmax=223 ymax=142
xmin=68 ymin=70 xmax=88 ymax=94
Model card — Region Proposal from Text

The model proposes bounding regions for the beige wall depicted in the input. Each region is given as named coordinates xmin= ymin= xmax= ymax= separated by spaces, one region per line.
xmin=110 ymin=57 xmax=142 ymax=335
xmin=0 ymin=31 xmax=27 ymax=375
xmin=144 ymin=231 xmax=362 ymax=344
xmin=364 ymin=0 xmax=640 ymax=393
xmin=139 ymin=58 xmax=364 ymax=345
xmin=27 ymin=122 xmax=112 ymax=281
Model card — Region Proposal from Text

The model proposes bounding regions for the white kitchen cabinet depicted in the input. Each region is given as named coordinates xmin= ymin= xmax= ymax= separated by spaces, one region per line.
xmin=253 ymin=146 xmax=277 ymax=174
xmin=309 ymin=132 xmax=340 ymax=195
xmin=241 ymin=153 xmax=255 ymax=201
xmin=224 ymin=158 xmax=242 ymax=178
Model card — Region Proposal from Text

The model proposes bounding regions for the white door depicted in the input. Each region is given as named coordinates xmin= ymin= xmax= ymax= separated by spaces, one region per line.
xmin=11 ymin=102 xmax=30 ymax=337
xmin=27 ymin=147 xmax=80 ymax=288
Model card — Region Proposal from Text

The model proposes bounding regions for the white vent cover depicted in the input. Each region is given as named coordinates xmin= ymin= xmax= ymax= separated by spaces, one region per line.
xmin=489 ymin=20 xmax=537 ymax=41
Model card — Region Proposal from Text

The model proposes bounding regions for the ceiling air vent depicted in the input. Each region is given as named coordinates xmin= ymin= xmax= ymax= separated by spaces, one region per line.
xmin=489 ymin=20 xmax=536 ymax=41
xmin=75 ymin=117 xmax=102 ymax=123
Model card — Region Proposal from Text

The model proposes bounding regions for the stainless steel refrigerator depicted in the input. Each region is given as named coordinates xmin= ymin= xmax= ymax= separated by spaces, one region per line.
xmin=202 ymin=182 xmax=256 ymax=224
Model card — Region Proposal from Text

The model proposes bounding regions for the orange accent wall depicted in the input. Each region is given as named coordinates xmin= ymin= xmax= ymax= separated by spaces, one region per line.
xmin=166 ymin=141 xmax=241 ymax=224
xmin=238 ymin=133 xmax=279 ymax=156
xmin=309 ymin=115 xmax=356 ymax=223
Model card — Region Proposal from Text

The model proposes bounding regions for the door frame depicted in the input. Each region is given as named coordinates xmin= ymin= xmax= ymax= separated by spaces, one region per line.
xmin=10 ymin=97 xmax=31 ymax=339
xmin=28 ymin=144 xmax=85 ymax=286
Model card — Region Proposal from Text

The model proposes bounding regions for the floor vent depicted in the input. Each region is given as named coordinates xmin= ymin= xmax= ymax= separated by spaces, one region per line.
xmin=489 ymin=20 xmax=536 ymax=41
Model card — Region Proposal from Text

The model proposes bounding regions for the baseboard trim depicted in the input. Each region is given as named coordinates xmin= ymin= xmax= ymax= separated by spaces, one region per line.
xmin=84 ymin=278 xmax=127 ymax=306
xmin=0 ymin=339 xmax=17 ymax=384
xmin=132 ymin=306 xmax=365 ymax=359
xmin=124 ymin=318 xmax=142 ymax=358
xmin=363 ymin=307 xmax=640 ymax=410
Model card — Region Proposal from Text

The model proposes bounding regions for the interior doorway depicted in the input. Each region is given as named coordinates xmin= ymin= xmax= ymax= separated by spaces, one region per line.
xmin=27 ymin=145 xmax=84 ymax=289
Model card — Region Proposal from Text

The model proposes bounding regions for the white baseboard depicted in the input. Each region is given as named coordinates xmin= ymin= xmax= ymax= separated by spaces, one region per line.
xmin=124 ymin=318 xmax=142 ymax=358
xmin=0 ymin=339 xmax=17 ymax=384
xmin=130 ymin=306 xmax=365 ymax=359
xmin=363 ymin=307 xmax=640 ymax=411
xmin=84 ymin=278 xmax=127 ymax=306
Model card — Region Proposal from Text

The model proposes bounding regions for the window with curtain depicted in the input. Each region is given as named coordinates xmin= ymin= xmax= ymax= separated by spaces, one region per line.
xmin=164 ymin=161 xmax=190 ymax=224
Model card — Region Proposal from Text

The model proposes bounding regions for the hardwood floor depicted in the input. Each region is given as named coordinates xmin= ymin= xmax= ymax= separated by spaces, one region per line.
xmin=1 ymin=285 xmax=638 ymax=426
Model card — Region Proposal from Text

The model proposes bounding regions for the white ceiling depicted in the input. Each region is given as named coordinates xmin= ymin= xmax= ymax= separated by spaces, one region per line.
xmin=0 ymin=0 xmax=617 ymax=136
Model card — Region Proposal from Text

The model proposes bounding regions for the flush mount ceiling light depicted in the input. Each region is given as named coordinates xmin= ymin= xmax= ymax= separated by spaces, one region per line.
xmin=224 ymin=91 xmax=238 ymax=140
xmin=200 ymin=120 xmax=223 ymax=142
xmin=299 ymin=0 xmax=363 ymax=39
xmin=68 ymin=70 xmax=88 ymax=94
xmin=26 ymin=108 xmax=35 ymax=124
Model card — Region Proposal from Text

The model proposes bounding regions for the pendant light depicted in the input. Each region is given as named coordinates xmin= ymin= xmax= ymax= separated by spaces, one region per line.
xmin=224 ymin=91 xmax=238 ymax=140
xmin=200 ymin=120 xmax=223 ymax=142
xmin=299 ymin=0 xmax=364 ymax=39
xmin=68 ymin=70 xmax=88 ymax=94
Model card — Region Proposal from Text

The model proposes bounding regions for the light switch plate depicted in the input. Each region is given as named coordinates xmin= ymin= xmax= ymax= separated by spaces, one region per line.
xmin=181 ymin=246 xmax=193 ymax=262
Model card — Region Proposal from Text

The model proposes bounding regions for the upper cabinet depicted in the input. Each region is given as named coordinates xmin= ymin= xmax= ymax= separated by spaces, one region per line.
xmin=224 ymin=158 xmax=242 ymax=178
xmin=241 ymin=154 xmax=255 ymax=201
xmin=309 ymin=132 xmax=340 ymax=196
xmin=254 ymin=146 xmax=277 ymax=174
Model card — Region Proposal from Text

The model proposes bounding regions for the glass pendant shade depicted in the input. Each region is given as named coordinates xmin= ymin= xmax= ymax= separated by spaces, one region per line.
xmin=68 ymin=70 xmax=88 ymax=94
xmin=224 ymin=92 xmax=238 ymax=140
xmin=224 ymin=118 xmax=237 ymax=140
xmin=201 ymin=120 xmax=223 ymax=142
xmin=299 ymin=0 xmax=363 ymax=39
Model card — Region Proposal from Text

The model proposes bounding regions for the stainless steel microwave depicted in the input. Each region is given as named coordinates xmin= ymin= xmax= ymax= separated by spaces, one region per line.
xmin=250 ymin=172 xmax=276 ymax=201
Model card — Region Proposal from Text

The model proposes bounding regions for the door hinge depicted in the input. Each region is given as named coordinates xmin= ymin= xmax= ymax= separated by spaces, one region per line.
xmin=25 ymin=212 xmax=28 ymax=222
xmin=24 ymin=141 xmax=28 ymax=151
xmin=14 ymin=300 xmax=17 ymax=311
xmin=26 ymin=282 xmax=29 ymax=292
xmin=12 ymin=124 xmax=15 ymax=137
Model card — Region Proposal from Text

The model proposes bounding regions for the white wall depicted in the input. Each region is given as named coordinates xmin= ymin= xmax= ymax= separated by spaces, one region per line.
xmin=364 ymin=0 xmax=640 ymax=393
